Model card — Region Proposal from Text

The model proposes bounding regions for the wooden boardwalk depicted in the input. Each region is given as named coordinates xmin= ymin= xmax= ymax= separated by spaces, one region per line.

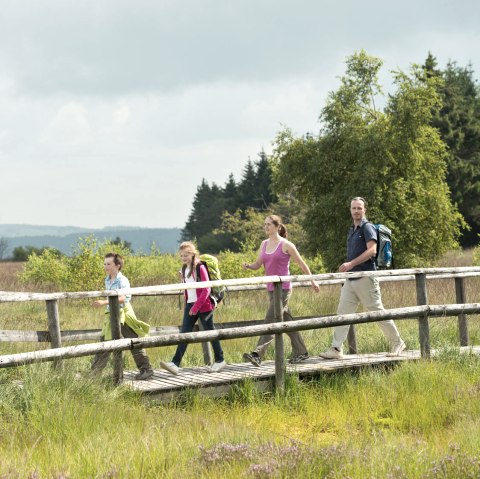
xmin=123 ymin=345 xmax=480 ymax=402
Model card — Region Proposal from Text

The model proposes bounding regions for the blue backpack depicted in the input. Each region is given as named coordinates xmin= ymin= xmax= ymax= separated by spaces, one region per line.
xmin=362 ymin=223 xmax=393 ymax=268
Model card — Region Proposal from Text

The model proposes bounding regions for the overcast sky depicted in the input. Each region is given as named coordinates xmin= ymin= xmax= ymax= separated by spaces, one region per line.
xmin=1 ymin=0 xmax=479 ymax=229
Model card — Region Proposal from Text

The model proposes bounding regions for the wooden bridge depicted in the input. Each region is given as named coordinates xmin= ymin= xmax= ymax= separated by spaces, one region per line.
xmin=125 ymin=345 xmax=480 ymax=402
xmin=1 ymin=267 xmax=480 ymax=400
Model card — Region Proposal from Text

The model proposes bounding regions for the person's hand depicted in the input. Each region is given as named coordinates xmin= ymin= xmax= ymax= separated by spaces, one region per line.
xmin=242 ymin=262 xmax=250 ymax=270
xmin=311 ymin=281 xmax=320 ymax=292
xmin=92 ymin=300 xmax=106 ymax=308
xmin=339 ymin=262 xmax=353 ymax=273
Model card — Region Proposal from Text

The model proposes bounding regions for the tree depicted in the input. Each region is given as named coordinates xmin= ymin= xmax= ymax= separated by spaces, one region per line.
xmin=424 ymin=54 xmax=480 ymax=246
xmin=182 ymin=150 xmax=278 ymax=252
xmin=13 ymin=246 xmax=46 ymax=262
xmin=237 ymin=160 xmax=258 ymax=211
xmin=273 ymin=50 xmax=464 ymax=271
xmin=182 ymin=180 xmax=229 ymax=252
xmin=111 ymin=236 xmax=133 ymax=253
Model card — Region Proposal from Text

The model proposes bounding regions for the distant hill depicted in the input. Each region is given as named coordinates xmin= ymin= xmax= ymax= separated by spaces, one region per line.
xmin=0 ymin=225 xmax=181 ymax=256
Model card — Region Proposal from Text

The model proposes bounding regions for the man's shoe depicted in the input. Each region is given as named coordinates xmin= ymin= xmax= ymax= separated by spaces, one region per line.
xmin=160 ymin=361 xmax=179 ymax=375
xmin=135 ymin=369 xmax=154 ymax=380
xmin=209 ymin=360 xmax=227 ymax=373
xmin=289 ymin=353 xmax=309 ymax=364
xmin=387 ymin=340 xmax=406 ymax=357
xmin=319 ymin=347 xmax=344 ymax=359
xmin=243 ymin=352 xmax=261 ymax=367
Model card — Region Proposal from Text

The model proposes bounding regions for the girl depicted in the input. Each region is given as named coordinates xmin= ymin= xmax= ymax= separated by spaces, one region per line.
xmin=242 ymin=215 xmax=320 ymax=366
xmin=160 ymin=241 xmax=226 ymax=375
xmin=91 ymin=252 xmax=153 ymax=380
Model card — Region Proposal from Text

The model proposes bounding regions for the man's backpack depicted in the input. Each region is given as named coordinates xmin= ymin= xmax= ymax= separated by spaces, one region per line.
xmin=362 ymin=223 xmax=393 ymax=268
xmin=182 ymin=254 xmax=225 ymax=307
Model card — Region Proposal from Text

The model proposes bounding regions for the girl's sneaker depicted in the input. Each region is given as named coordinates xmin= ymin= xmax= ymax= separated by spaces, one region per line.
xmin=288 ymin=353 xmax=309 ymax=364
xmin=209 ymin=360 xmax=226 ymax=373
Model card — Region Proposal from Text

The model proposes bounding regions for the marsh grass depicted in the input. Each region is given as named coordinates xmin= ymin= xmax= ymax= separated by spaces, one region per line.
xmin=1 ymin=254 xmax=480 ymax=477
xmin=1 ymin=355 xmax=480 ymax=477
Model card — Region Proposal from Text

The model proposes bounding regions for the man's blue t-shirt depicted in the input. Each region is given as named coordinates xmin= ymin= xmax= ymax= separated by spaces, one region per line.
xmin=346 ymin=218 xmax=377 ymax=272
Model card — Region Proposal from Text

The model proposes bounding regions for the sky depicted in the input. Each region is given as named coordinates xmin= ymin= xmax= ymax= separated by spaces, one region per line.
xmin=1 ymin=0 xmax=479 ymax=229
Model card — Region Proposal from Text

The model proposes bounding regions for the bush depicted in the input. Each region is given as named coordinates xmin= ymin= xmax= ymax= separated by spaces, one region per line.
xmin=20 ymin=238 xmax=325 ymax=292
xmin=21 ymin=236 xmax=132 ymax=292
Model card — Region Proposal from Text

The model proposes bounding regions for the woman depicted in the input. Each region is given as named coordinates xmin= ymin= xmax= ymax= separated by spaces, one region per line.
xmin=160 ymin=241 xmax=226 ymax=375
xmin=242 ymin=215 xmax=319 ymax=366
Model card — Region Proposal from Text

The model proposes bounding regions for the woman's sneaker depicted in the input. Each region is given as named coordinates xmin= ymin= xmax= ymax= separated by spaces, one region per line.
xmin=209 ymin=360 xmax=227 ymax=373
xmin=289 ymin=353 xmax=309 ymax=364
xmin=243 ymin=352 xmax=261 ymax=367
xmin=160 ymin=361 xmax=179 ymax=375
xmin=135 ymin=369 xmax=154 ymax=380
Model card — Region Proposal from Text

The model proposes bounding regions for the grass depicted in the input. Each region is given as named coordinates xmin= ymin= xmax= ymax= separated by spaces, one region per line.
xmin=1 ymin=252 xmax=480 ymax=477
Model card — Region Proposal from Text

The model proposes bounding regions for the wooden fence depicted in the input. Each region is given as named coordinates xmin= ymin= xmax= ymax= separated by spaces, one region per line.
xmin=1 ymin=267 xmax=479 ymax=393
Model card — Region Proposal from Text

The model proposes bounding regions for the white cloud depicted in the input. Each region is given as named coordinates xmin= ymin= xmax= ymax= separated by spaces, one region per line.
xmin=0 ymin=0 xmax=479 ymax=228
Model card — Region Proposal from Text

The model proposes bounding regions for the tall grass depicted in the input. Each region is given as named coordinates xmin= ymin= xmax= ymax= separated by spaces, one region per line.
xmin=1 ymin=252 xmax=480 ymax=477
xmin=1 ymin=356 xmax=480 ymax=477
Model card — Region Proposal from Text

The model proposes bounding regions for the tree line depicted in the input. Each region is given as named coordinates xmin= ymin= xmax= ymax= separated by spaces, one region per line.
xmin=182 ymin=51 xmax=480 ymax=271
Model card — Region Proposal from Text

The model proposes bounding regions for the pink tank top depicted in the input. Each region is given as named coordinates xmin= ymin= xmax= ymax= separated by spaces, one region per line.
xmin=261 ymin=239 xmax=291 ymax=291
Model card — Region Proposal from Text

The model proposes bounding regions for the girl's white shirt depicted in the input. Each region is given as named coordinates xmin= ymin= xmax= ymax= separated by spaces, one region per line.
xmin=184 ymin=267 xmax=198 ymax=303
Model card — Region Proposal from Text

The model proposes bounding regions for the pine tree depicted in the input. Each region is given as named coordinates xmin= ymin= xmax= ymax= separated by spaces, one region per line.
xmin=425 ymin=55 xmax=480 ymax=246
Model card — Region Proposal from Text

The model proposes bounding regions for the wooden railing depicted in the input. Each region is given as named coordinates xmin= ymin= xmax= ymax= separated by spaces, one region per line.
xmin=1 ymin=267 xmax=480 ymax=391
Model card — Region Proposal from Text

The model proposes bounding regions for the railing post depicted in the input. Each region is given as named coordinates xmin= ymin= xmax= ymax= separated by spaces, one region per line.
xmin=415 ymin=273 xmax=430 ymax=358
xmin=197 ymin=322 xmax=213 ymax=365
xmin=108 ymin=295 xmax=123 ymax=384
xmin=455 ymin=277 xmax=469 ymax=346
xmin=273 ymin=281 xmax=285 ymax=395
xmin=46 ymin=299 xmax=62 ymax=369
xmin=347 ymin=325 xmax=357 ymax=354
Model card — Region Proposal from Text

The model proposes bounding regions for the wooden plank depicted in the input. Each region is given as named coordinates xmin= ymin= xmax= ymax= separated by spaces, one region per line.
xmin=125 ymin=346 xmax=480 ymax=400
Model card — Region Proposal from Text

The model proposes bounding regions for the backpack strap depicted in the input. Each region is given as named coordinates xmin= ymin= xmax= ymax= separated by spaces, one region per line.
xmin=195 ymin=263 xmax=202 ymax=282
xmin=359 ymin=221 xmax=376 ymax=264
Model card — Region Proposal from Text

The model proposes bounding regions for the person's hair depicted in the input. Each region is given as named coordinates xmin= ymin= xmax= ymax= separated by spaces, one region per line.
xmin=105 ymin=252 xmax=124 ymax=270
xmin=267 ymin=214 xmax=288 ymax=238
xmin=179 ymin=241 xmax=200 ymax=278
xmin=351 ymin=196 xmax=367 ymax=208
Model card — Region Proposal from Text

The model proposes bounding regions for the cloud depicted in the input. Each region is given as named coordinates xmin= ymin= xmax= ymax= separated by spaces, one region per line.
xmin=0 ymin=0 xmax=479 ymax=229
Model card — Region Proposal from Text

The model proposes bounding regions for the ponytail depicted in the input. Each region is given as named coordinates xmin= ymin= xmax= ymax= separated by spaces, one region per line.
xmin=268 ymin=214 xmax=288 ymax=238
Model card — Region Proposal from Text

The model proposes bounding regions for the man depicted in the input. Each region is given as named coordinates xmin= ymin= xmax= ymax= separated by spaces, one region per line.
xmin=319 ymin=197 xmax=406 ymax=359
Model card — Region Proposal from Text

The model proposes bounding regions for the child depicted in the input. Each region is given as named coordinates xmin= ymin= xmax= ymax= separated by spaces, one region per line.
xmin=160 ymin=241 xmax=226 ymax=375
xmin=91 ymin=252 xmax=154 ymax=380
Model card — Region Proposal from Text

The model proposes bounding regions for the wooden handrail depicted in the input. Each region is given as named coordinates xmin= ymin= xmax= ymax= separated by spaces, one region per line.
xmin=0 ymin=303 xmax=479 ymax=369
xmin=1 ymin=267 xmax=480 ymax=303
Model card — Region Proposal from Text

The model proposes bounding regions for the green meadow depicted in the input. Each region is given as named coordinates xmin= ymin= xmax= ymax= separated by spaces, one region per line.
xmin=1 ymin=252 xmax=480 ymax=478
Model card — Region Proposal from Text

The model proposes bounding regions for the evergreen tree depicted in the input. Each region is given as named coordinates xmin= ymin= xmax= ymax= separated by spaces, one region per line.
xmin=182 ymin=180 xmax=224 ymax=241
xmin=182 ymin=150 xmax=277 ymax=252
xmin=223 ymin=174 xmax=238 ymax=213
xmin=237 ymin=160 xmax=258 ymax=211
xmin=425 ymin=54 xmax=480 ymax=246
xmin=252 ymin=149 xmax=277 ymax=209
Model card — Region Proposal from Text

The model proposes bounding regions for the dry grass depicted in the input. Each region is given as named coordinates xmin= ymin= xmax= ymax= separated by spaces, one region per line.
xmin=0 ymin=261 xmax=25 ymax=291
